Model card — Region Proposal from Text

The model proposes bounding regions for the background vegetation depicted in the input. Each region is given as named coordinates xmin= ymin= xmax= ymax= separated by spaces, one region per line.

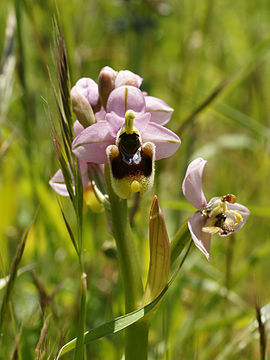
xmin=0 ymin=0 xmax=270 ymax=358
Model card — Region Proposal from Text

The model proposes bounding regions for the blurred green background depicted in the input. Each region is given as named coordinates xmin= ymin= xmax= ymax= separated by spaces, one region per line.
xmin=0 ymin=0 xmax=270 ymax=358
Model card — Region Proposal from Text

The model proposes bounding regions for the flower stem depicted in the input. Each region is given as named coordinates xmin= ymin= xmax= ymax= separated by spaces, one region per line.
xmin=105 ymin=165 xmax=149 ymax=359
xmin=74 ymin=272 xmax=87 ymax=360
xmin=125 ymin=321 xmax=149 ymax=360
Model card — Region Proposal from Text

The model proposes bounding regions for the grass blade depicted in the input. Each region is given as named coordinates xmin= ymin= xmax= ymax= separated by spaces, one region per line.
xmin=179 ymin=37 xmax=270 ymax=133
xmin=0 ymin=224 xmax=32 ymax=335
xmin=256 ymin=304 xmax=267 ymax=360
xmin=57 ymin=198 xmax=79 ymax=257
xmin=213 ymin=102 xmax=270 ymax=140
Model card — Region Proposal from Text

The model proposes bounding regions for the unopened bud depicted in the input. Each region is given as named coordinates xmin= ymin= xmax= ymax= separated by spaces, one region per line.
xmin=71 ymin=87 xmax=95 ymax=128
xmin=98 ymin=66 xmax=117 ymax=110
xmin=115 ymin=70 xmax=143 ymax=88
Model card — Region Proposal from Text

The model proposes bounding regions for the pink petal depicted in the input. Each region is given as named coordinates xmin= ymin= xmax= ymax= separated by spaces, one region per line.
xmin=73 ymin=77 xmax=99 ymax=107
xmin=81 ymin=171 xmax=89 ymax=189
xmin=188 ymin=212 xmax=211 ymax=260
xmin=141 ymin=122 xmax=180 ymax=160
xmin=106 ymin=86 xmax=146 ymax=118
xmin=115 ymin=70 xmax=143 ymax=88
xmin=145 ymin=96 xmax=174 ymax=125
xmin=106 ymin=113 xmax=124 ymax=136
xmin=73 ymin=120 xmax=84 ymax=137
xmin=79 ymin=160 xmax=89 ymax=182
xmin=206 ymin=197 xmax=250 ymax=237
xmin=182 ymin=158 xmax=207 ymax=209
xmin=49 ymin=166 xmax=89 ymax=196
xmin=225 ymin=202 xmax=250 ymax=233
xmin=95 ymin=107 xmax=106 ymax=121
xmin=72 ymin=121 xmax=115 ymax=163
xmin=49 ymin=169 xmax=69 ymax=196
xmin=134 ymin=113 xmax=151 ymax=133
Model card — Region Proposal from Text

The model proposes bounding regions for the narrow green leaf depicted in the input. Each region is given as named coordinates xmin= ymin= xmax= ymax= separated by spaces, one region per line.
xmin=0 ymin=224 xmax=32 ymax=334
xmin=179 ymin=37 xmax=270 ymax=133
xmin=57 ymin=198 xmax=79 ymax=257
xmin=143 ymin=196 xmax=170 ymax=306
xmin=213 ymin=102 xmax=270 ymax=140
xmin=55 ymin=282 xmax=168 ymax=359
xmin=55 ymin=240 xmax=193 ymax=359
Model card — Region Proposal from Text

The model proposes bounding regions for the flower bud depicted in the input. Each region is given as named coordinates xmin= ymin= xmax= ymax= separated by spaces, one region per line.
xmin=71 ymin=87 xmax=95 ymax=127
xmin=114 ymin=70 xmax=143 ymax=88
xmin=75 ymin=77 xmax=100 ymax=108
xmin=71 ymin=77 xmax=100 ymax=127
xmin=98 ymin=66 xmax=117 ymax=110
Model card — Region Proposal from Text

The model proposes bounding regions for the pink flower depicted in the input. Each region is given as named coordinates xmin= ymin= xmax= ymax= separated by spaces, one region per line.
xmin=182 ymin=158 xmax=250 ymax=259
xmin=57 ymin=66 xmax=179 ymax=199
xmin=72 ymin=85 xmax=180 ymax=164
xmin=72 ymin=85 xmax=180 ymax=198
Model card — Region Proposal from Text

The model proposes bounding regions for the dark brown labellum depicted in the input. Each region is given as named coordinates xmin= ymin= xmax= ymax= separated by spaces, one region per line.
xmin=111 ymin=134 xmax=153 ymax=180
xmin=119 ymin=132 xmax=141 ymax=155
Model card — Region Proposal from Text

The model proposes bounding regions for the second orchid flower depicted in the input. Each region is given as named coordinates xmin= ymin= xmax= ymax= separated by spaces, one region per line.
xmin=182 ymin=158 xmax=250 ymax=259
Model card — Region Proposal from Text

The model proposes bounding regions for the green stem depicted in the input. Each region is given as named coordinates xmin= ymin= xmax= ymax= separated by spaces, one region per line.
xmin=73 ymin=272 xmax=87 ymax=360
xmin=125 ymin=322 xmax=149 ymax=360
xmin=105 ymin=166 xmax=149 ymax=360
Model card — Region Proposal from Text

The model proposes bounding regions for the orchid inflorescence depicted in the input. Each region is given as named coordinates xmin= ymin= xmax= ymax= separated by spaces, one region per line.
xmin=50 ymin=64 xmax=250 ymax=360
xmin=50 ymin=66 xmax=249 ymax=258
xmin=50 ymin=66 xmax=180 ymax=199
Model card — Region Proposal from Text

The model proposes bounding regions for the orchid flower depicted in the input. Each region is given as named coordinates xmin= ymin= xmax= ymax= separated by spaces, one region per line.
xmin=72 ymin=85 xmax=180 ymax=198
xmin=182 ymin=158 xmax=250 ymax=259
